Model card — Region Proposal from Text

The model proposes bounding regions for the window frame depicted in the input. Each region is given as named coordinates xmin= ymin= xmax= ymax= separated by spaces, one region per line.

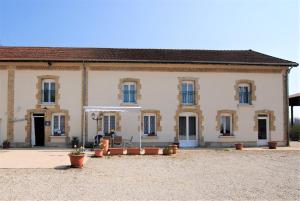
xmin=238 ymin=83 xmax=251 ymax=104
xmin=42 ymin=79 xmax=56 ymax=104
xmin=103 ymin=113 xmax=116 ymax=134
xmin=122 ymin=81 xmax=137 ymax=104
xmin=181 ymin=80 xmax=195 ymax=105
xmin=51 ymin=113 xmax=66 ymax=136
xmin=219 ymin=114 xmax=233 ymax=136
xmin=143 ymin=113 xmax=157 ymax=136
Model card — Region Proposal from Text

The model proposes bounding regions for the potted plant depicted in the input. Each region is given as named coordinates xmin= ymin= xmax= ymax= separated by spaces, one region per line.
xmin=144 ymin=147 xmax=159 ymax=155
xmin=163 ymin=147 xmax=172 ymax=155
xmin=169 ymin=144 xmax=178 ymax=154
xmin=109 ymin=147 xmax=124 ymax=155
xmin=268 ymin=141 xmax=277 ymax=149
xmin=2 ymin=140 xmax=10 ymax=149
xmin=102 ymin=137 xmax=110 ymax=155
xmin=148 ymin=132 xmax=156 ymax=136
xmin=71 ymin=137 xmax=79 ymax=148
xmin=69 ymin=146 xmax=85 ymax=168
xmin=235 ymin=143 xmax=243 ymax=150
xmin=94 ymin=139 xmax=105 ymax=157
xmin=126 ymin=147 xmax=140 ymax=155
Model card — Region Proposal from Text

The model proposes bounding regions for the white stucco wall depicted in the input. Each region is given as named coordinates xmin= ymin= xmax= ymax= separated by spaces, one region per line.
xmin=88 ymin=70 xmax=284 ymax=145
xmin=0 ymin=69 xmax=8 ymax=144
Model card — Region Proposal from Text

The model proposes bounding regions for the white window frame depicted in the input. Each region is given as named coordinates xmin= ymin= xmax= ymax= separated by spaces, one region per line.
xmin=220 ymin=114 xmax=233 ymax=136
xmin=103 ymin=113 xmax=116 ymax=134
xmin=238 ymin=83 xmax=251 ymax=104
xmin=123 ymin=82 xmax=137 ymax=104
xmin=52 ymin=113 xmax=65 ymax=136
xmin=143 ymin=113 xmax=156 ymax=135
xmin=182 ymin=80 xmax=195 ymax=105
xmin=42 ymin=79 xmax=56 ymax=104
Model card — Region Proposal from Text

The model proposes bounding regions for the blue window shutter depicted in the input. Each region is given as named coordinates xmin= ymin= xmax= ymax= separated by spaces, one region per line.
xmin=144 ymin=116 xmax=149 ymax=134
xmin=123 ymin=85 xmax=129 ymax=103
xmin=150 ymin=116 xmax=155 ymax=134
xmin=182 ymin=83 xmax=187 ymax=103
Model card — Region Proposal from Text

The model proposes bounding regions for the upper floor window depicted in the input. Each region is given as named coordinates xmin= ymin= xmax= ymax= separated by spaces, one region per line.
xmin=123 ymin=82 xmax=136 ymax=104
xmin=42 ymin=79 xmax=55 ymax=104
xmin=52 ymin=113 xmax=65 ymax=136
xmin=239 ymin=83 xmax=251 ymax=104
xmin=181 ymin=81 xmax=195 ymax=105
xmin=143 ymin=114 xmax=156 ymax=136
xmin=103 ymin=114 xmax=116 ymax=134
xmin=220 ymin=114 xmax=232 ymax=136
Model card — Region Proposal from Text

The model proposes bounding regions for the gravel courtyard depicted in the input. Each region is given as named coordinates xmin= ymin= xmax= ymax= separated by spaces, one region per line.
xmin=0 ymin=149 xmax=299 ymax=201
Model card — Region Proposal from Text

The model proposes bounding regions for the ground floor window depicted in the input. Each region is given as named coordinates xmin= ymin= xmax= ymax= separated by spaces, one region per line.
xmin=143 ymin=114 xmax=156 ymax=136
xmin=103 ymin=114 xmax=116 ymax=134
xmin=220 ymin=114 xmax=232 ymax=136
xmin=52 ymin=113 xmax=65 ymax=136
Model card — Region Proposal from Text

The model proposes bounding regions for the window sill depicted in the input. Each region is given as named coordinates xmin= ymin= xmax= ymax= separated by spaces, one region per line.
xmin=237 ymin=103 xmax=254 ymax=108
xmin=121 ymin=103 xmax=138 ymax=106
xmin=50 ymin=135 xmax=66 ymax=138
xmin=142 ymin=135 xmax=159 ymax=139
xmin=219 ymin=135 xmax=235 ymax=138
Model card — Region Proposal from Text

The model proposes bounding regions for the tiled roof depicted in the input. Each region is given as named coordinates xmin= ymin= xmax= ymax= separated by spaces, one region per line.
xmin=0 ymin=46 xmax=298 ymax=66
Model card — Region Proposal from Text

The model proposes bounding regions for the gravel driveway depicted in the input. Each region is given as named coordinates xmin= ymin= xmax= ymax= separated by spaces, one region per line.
xmin=0 ymin=149 xmax=299 ymax=201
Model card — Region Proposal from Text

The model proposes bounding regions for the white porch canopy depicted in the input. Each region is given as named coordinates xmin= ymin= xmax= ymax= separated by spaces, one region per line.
xmin=83 ymin=106 xmax=142 ymax=148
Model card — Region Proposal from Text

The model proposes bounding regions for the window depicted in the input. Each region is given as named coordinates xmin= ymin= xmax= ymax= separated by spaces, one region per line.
xmin=123 ymin=82 xmax=136 ymax=103
xmin=42 ymin=79 xmax=55 ymax=104
xmin=220 ymin=115 xmax=232 ymax=136
xmin=103 ymin=114 xmax=116 ymax=134
xmin=239 ymin=84 xmax=251 ymax=104
xmin=52 ymin=114 xmax=65 ymax=136
xmin=143 ymin=114 xmax=156 ymax=135
xmin=182 ymin=81 xmax=195 ymax=105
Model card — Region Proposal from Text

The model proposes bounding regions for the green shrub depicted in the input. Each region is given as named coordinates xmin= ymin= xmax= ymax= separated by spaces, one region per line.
xmin=289 ymin=125 xmax=300 ymax=141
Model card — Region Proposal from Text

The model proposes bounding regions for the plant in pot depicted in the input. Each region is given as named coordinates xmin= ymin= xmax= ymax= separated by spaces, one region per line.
xmin=169 ymin=144 xmax=178 ymax=154
xmin=71 ymin=137 xmax=79 ymax=148
xmin=69 ymin=146 xmax=85 ymax=168
xmin=94 ymin=139 xmax=105 ymax=157
xmin=163 ymin=147 xmax=172 ymax=155
xmin=2 ymin=140 xmax=10 ymax=149
xmin=235 ymin=143 xmax=243 ymax=150
xmin=268 ymin=141 xmax=277 ymax=149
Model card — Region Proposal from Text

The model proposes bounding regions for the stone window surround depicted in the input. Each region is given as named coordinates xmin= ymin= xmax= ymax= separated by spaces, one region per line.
xmin=177 ymin=77 xmax=200 ymax=106
xmin=140 ymin=110 xmax=162 ymax=135
xmin=36 ymin=75 xmax=60 ymax=109
xmin=97 ymin=112 xmax=122 ymax=132
xmin=253 ymin=110 xmax=276 ymax=131
xmin=174 ymin=106 xmax=204 ymax=144
xmin=118 ymin=78 xmax=141 ymax=105
xmin=234 ymin=79 xmax=256 ymax=103
xmin=25 ymin=107 xmax=70 ymax=145
xmin=215 ymin=110 xmax=238 ymax=134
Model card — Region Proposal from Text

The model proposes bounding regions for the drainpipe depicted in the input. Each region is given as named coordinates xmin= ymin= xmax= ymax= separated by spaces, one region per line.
xmin=82 ymin=61 xmax=87 ymax=146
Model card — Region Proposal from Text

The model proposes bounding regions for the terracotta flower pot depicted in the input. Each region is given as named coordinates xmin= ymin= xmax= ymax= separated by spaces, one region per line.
xmin=94 ymin=149 xmax=104 ymax=157
xmin=69 ymin=154 xmax=85 ymax=168
xmin=268 ymin=141 xmax=277 ymax=149
xmin=126 ymin=147 xmax=140 ymax=155
xmin=235 ymin=143 xmax=243 ymax=150
xmin=144 ymin=147 xmax=159 ymax=155
xmin=102 ymin=139 xmax=109 ymax=155
xmin=163 ymin=148 xmax=172 ymax=155
xmin=169 ymin=144 xmax=178 ymax=154
xmin=109 ymin=148 xmax=124 ymax=155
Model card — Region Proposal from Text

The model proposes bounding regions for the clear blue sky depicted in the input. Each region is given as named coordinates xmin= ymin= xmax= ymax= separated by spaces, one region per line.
xmin=0 ymin=0 xmax=299 ymax=115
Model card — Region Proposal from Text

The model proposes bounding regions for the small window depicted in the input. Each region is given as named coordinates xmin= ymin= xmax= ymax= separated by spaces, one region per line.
xmin=182 ymin=81 xmax=195 ymax=105
xmin=239 ymin=84 xmax=251 ymax=104
xmin=143 ymin=114 xmax=156 ymax=136
xmin=123 ymin=82 xmax=136 ymax=103
xmin=42 ymin=79 xmax=55 ymax=104
xmin=52 ymin=114 xmax=65 ymax=136
xmin=103 ymin=114 xmax=116 ymax=134
xmin=220 ymin=115 xmax=232 ymax=136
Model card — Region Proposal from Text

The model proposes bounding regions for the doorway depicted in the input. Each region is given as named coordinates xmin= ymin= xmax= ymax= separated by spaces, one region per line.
xmin=31 ymin=114 xmax=45 ymax=146
xmin=257 ymin=116 xmax=269 ymax=146
xmin=179 ymin=113 xmax=198 ymax=147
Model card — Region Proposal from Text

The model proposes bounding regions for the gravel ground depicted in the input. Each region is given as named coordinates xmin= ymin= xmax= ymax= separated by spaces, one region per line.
xmin=0 ymin=149 xmax=299 ymax=201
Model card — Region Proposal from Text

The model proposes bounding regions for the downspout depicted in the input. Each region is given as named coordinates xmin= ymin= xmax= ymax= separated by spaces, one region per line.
xmin=285 ymin=66 xmax=294 ymax=146
xmin=82 ymin=60 xmax=87 ymax=146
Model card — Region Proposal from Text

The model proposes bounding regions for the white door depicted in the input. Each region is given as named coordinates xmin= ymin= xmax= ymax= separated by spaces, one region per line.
xmin=257 ymin=116 xmax=269 ymax=146
xmin=179 ymin=113 xmax=198 ymax=147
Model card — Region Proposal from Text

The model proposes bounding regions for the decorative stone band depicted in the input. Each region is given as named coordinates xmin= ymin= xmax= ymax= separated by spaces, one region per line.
xmin=7 ymin=67 xmax=15 ymax=142
xmin=97 ymin=112 xmax=122 ymax=132
xmin=215 ymin=110 xmax=238 ymax=131
xmin=177 ymin=77 xmax=200 ymax=106
xmin=25 ymin=107 xmax=70 ymax=145
xmin=253 ymin=110 xmax=276 ymax=131
xmin=140 ymin=109 xmax=162 ymax=132
xmin=174 ymin=105 xmax=204 ymax=145
xmin=35 ymin=75 xmax=61 ymax=109
xmin=234 ymin=79 xmax=256 ymax=101
xmin=117 ymin=78 xmax=142 ymax=104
